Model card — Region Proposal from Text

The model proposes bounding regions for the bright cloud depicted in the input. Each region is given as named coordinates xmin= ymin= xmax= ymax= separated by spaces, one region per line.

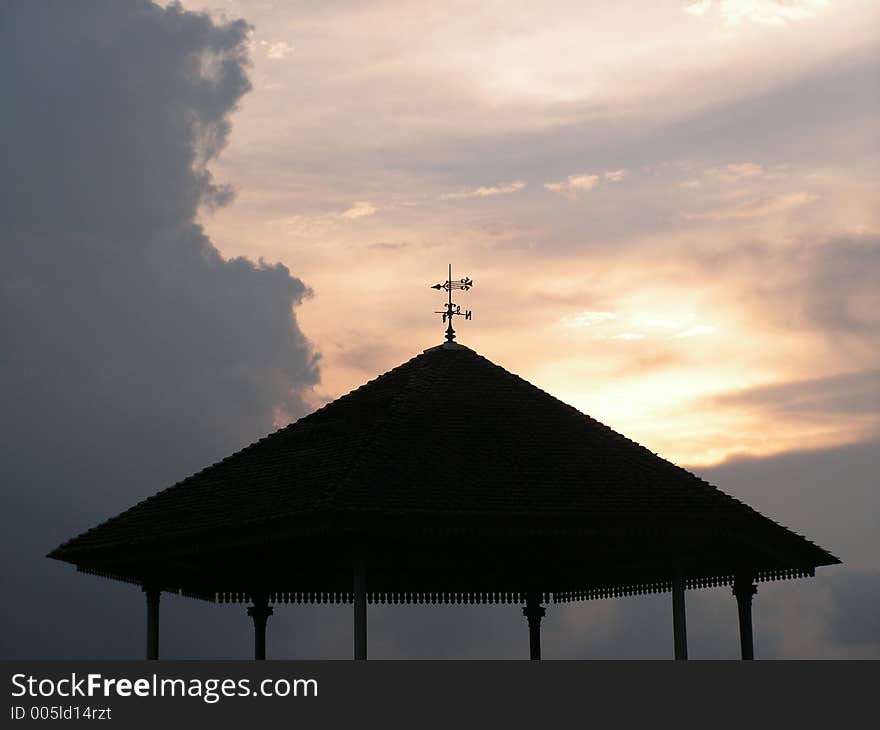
xmin=720 ymin=0 xmax=830 ymax=26
xmin=674 ymin=325 xmax=718 ymax=338
xmin=684 ymin=0 xmax=830 ymax=26
xmin=706 ymin=162 xmax=765 ymax=181
xmin=260 ymin=40 xmax=295 ymax=60
xmin=560 ymin=311 xmax=617 ymax=328
xmin=341 ymin=201 xmax=378 ymax=219
xmin=439 ymin=180 xmax=526 ymax=200
xmin=632 ymin=313 xmax=685 ymax=330
xmin=683 ymin=0 xmax=713 ymax=17
xmin=272 ymin=201 xmax=378 ymax=234
xmin=604 ymin=169 xmax=627 ymax=182
xmin=544 ymin=174 xmax=600 ymax=199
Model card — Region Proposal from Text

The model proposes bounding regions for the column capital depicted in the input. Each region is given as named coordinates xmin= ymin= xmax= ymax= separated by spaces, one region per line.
xmin=247 ymin=593 xmax=274 ymax=621
xmin=522 ymin=603 xmax=546 ymax=622
xmin=247 ymin=604 xmax=274 ymax=619
xmin=732 ymin=575 xmax=758 ymax=602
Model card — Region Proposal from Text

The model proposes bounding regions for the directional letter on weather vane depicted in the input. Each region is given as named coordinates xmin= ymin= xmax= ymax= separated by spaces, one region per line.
xmin=431 ymin=264 xmax=473 ymax=343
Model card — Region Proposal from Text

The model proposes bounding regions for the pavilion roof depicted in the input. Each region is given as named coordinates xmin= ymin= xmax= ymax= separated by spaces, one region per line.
xmin=49 ymin=341 xmax=838 ymax=599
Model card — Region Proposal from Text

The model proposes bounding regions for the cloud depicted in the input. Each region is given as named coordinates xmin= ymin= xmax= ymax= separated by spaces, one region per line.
xmin=477 ymin=221 xmax=531 ymax=238
xmin=714 ymin=370 xmax=880 ymax=420
xmin=692 ymin=233 xmax=880 ymax=342
xmin=261 ymin=40 xmax=295 ymax=60
xmin=696 ymin=440 xmax=879 ymax=571
xmin=673 ymin=324 xmax=717 ymax=338
xmin=368 ymin=241 xmax=412 ymax=251
xmin=341 ymin=200 xmax=378 ymax=219
xmin=683 ymin=0 xmax=713 ymax=16
xmin=560 ymin=311 xmax=617 ymax=328
xmin=824 ymin=570 xmax=880 ymax=649
xmin=271 ymin=214 xmax=338 ymax=237
xmin=271 ymin=201 xmax=379 ymax=234
xmin=439 ymin=180 xmax=526 ymax=200
xmin=706 ymin=162 xmax=765 ymax=181
xmin=798 ymin=235 xmax=880 ymax=337
xmin=603 ymin=169 xmax=627 ymax=182
xmin=702 ymin=368 xmax=880 ymax=459
xmin=632 ymin=313 xmax=685 ymax=330
xmin=720 ymin=0 xmax=830 ymax=27
xmin=544 ymin=174 xmax=600 ymax=199
xmin=683 ymin=191 xmax=816 ymax=220
xmin=0 ymin=0 xmax=318 ymax=658
xmin=561 ymin=310 xmax=719 ymax=342
xmin=684 ymin=0 xmax=830 ymax=26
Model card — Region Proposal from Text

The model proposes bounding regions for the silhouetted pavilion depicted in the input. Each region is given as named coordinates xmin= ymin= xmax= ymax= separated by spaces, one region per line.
xmin=49 ymin=341 xmax=839 ymax=660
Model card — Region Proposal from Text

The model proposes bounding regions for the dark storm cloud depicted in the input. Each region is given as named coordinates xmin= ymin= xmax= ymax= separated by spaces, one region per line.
xmin=695 ymin=441 xmax=879 ymax=571
xmin=0 ymin=0 xmax=317 ymax=658
xmin=3 ymin=0 xmax=247 ymax=233
xmin=824 ymin=570 xmax=880 ymax=649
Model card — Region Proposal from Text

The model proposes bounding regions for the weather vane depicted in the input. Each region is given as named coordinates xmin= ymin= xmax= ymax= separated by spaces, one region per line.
xmin=431 ymin=264 xmax=473 ymax=342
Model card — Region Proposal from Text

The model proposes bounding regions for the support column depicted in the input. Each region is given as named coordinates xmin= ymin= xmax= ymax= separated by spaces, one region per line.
xmin=732 ymin=574 xmax=757 ymax=660
xmin=522 ymin=592 xmax=546 ymax=661
xmin=247 ymin=593 xmax=273 ymax=661
xmin=353 ymin=558 xmax=367 ymax=661
xmin=143 ymin=586 xmax=160 ymax=661
xmin=672 ymin=571 xmax=688 ymax=660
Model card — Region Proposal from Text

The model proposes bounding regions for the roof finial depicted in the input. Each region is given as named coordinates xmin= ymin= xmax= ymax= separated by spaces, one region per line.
xmin=431 ymin=264 xmax=473 ymax=342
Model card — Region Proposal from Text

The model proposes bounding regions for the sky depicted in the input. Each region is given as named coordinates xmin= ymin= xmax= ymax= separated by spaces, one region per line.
xmin=1 ymin=0 xmax=878 ymax=659
xmin=197 ymin=0 xmax=880 ymax=467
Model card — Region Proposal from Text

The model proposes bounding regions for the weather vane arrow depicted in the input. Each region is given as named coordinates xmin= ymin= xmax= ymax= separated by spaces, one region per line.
xmin=431 ymin=264 xmax=473 ymax=342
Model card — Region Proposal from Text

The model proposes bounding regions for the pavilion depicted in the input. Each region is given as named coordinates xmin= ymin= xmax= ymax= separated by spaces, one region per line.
xmin=48 ymin=273 xmax=839 ymax=660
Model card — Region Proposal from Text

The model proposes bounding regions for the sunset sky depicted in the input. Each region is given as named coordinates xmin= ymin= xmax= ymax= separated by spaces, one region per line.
xmin=2 ymin=0 xmax=878 ymax=660
xmin=195 ymin=0 xmax=878 ymax=466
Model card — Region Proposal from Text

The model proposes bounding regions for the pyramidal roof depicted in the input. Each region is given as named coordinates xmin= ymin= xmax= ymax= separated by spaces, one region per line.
xmin=50 ymin=341 xmax=838 ymax=576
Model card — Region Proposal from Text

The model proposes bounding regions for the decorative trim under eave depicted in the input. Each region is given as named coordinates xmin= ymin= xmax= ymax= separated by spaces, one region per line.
xmin=76 ymin=565 xmax=816 ymax=605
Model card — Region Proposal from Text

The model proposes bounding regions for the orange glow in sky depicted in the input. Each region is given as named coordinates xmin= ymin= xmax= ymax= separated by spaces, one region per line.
xmin=187 ymin=0 xmax=879 ymax=466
